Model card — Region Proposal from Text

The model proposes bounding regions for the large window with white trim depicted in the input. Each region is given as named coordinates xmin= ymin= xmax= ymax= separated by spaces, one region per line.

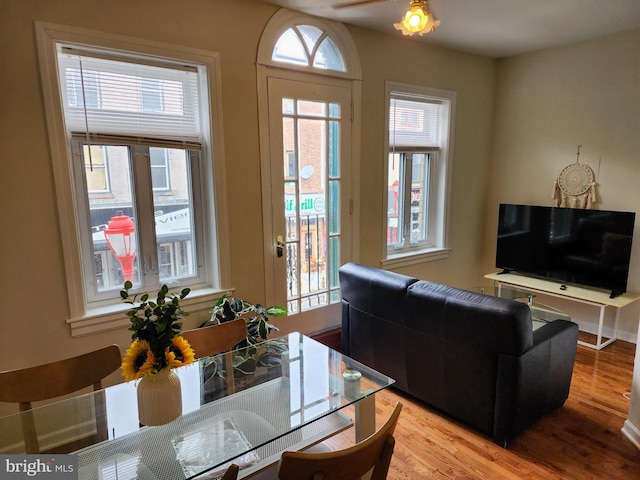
xmin=37 ymin=23 xmax=227 ymax=332
xmin=60 ymin=48 xmax=207 ymax=301
xmin=384 ymin=83 xmax=456 ymax=266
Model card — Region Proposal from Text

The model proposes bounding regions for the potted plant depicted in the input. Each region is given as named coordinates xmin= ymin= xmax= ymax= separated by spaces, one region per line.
xmin=199 ymin=295 xmax=287 ymax=390
xmin=120 ymin=281 xmax=195 ymax=425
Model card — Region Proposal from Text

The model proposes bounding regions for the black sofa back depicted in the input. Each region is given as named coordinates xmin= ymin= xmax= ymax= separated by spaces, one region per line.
xmin=339 ymin=262 xmax=579 ymax=446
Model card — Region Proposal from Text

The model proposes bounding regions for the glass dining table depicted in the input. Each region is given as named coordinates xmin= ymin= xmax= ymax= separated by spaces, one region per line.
xmin=0 ymin=332 xmax=394 ymax=479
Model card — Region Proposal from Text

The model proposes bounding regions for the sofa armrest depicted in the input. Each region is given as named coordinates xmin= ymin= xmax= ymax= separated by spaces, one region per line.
xmin=493 ymin=319 xmax=579 ymax=447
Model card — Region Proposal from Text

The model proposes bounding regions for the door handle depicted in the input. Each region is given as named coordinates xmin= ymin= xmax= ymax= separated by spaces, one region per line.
xmin=276 ymin=235 xmax=285 ymax=257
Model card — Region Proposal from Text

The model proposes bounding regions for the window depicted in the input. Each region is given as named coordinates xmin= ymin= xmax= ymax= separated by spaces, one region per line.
xmin=272 ymin=25 xmax=346 ymax=71
xmin=37 ymin=23 xmax=228 ymax=335
xmin=84 ymin=146 xmax=110 ymax=192
xmin=59 ymin=49 xmax=206 ymax=302
xmin=150 ymin=148 xmax=171 ymax=192
xmin=383 ymin=83 xmax=456 ymax=267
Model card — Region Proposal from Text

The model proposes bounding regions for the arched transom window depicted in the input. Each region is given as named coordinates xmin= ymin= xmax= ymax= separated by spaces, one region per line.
xmin=273 ymin=24 xmax=346 ymax=72
xmin=257 ymin=9 xmax=361 ymax=79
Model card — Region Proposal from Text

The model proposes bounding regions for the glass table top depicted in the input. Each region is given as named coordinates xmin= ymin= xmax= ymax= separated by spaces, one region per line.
xmin=0 ymin=332 xmax=395 ymax=479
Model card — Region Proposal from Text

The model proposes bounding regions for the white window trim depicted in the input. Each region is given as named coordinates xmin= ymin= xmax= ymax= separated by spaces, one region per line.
xmin=36 ymin=22 xmax=231 ymax=336
xmin=381 ymin=81 xmax=456 ymax=269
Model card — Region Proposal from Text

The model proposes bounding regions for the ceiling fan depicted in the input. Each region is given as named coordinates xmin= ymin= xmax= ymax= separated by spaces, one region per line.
xmin=333 ymin=0 xmax=440 ymax=36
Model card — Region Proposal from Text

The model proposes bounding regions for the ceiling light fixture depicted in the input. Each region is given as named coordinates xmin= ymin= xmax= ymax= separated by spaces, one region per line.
xmin=394 ymin=0 xmax=440 ymax=36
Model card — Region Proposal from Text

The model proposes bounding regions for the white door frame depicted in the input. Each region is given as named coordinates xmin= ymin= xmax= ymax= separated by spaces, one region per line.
xmin=257 ymin=65 xmax=361 ymax=334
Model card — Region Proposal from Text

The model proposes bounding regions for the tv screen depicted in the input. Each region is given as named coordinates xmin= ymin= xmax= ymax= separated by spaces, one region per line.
xmin=496 ymin=204 xmax=635 ymax=297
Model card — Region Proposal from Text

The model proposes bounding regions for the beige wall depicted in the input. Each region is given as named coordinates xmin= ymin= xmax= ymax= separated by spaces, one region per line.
xmin=485 ymin=31 xmax=640 ymax=442
xmin=0 ymin=0 xmax=495 ymax=395
xmin=483 ymin=29 xmax=640 ymax=342
xmin=352 ymin=26 xmax=497 ymax=288
xmin=1 ymin=0 xmax=637 ymax=422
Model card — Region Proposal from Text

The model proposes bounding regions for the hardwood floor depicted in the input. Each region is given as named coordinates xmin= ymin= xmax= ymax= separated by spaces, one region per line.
xmin=320 ymin=332 xmax=640 ymax=479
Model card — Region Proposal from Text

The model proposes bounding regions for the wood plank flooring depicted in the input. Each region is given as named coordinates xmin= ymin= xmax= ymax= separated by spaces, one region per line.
xmin=320 ymin=333 xmax=640 ymax=479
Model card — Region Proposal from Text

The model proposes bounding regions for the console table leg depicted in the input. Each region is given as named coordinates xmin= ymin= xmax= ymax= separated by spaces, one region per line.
xmin=596 ymin=305 xmax=605 ymax=348
xmin=613 ymin=307 xmax=621 ymax=342
xmin=578 ymin=305 xmax=617 ymax=350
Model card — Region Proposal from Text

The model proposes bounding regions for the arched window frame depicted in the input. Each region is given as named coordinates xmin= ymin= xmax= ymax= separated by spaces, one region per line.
xmin=257 ymin=9 xmax=361 ymax=80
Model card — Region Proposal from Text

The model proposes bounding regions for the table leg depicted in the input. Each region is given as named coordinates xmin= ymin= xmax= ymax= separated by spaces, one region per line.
xmin=354 ymin=394 xmax=375 ymax=443
xmin=596 ymin=305 xmax=605 ymax=348
xmin=577 ymin=305 xmax=618 ymax=350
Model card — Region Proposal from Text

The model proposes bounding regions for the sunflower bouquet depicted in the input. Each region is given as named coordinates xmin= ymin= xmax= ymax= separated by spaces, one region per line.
xmin=120 ymin=281 xmax=195 ymax=382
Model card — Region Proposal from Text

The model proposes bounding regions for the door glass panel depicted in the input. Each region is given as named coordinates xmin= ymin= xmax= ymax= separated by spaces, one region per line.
xmin=286 ymin=242 xmax=299 ymax=314
xmin=328 ymin=121 xmax=340 ymax=178
xmin=283 ymin=98 xmax=295 ymax=115
xmin=282 ymin=117 xmax=296 ymax=179
xmin=298 ymin=100 xmax=326 ymax=117
xmin=329 ymin=180 xmax=339 ymax=235
xmin=328 ymin=103 xmax=340 ymax=119
xmin=329 ymin=237 xmax=340 ymax=290
xmin=282 ymin=98 xmax=341 ymax=314
xmin=285 ymin=181 xmax=298 ymax=242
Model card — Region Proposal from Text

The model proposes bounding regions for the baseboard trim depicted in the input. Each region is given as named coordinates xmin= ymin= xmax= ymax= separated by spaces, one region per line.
xmin=621 ymin=419 xmax=640 ymax=450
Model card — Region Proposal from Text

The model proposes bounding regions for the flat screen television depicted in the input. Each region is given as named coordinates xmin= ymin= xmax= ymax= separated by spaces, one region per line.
xmin=496 ymin=204 xmax=635 ymax=298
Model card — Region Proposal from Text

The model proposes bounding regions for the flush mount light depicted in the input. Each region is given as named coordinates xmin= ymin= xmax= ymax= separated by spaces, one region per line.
xmin=394 ymin=0 xmax=440 ymax=36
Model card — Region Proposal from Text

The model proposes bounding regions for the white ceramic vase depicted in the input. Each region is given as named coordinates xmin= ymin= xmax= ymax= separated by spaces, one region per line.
xmin=137 ymin=368 xmax=182 ymax=426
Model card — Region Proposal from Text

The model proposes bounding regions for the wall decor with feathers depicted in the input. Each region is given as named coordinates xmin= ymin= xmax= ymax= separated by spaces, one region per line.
xmin=552 ymin=145 xmax=598 ymax=209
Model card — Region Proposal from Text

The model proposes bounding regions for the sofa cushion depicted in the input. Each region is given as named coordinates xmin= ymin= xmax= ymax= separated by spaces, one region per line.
xmin=407 ymin=281 xmax=533 ymax=357
xmin=339 ymin=261 xmax=418 ymax=325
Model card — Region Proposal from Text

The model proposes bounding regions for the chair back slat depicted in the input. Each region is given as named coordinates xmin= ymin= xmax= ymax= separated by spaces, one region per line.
xmin=221 ymin=463 xmax=239 ymax=480
xmin=182 ymin=319 xmax=249 ymax=395
xmin=0 ymin=344 xmax=122 ymax=453
xmin=0 ymin=344 xmax=121 ymax=405
xmin=277 ymin=402 xmax=403 ymax=480
xmin=182 ymin=319 xmax=248 ymax=359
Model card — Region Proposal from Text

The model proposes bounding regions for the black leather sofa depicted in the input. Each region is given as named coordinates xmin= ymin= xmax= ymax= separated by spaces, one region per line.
xmin=339 ymin=262 xmax=579 ymax=447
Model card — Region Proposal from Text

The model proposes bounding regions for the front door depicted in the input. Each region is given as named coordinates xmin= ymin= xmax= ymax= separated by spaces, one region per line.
xmin=265 ymin=76 xmax=352 ymax=333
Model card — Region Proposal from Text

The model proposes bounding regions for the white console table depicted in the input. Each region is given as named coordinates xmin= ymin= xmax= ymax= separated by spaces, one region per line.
xmin=485 ymin=272 xmax=640 ymax=350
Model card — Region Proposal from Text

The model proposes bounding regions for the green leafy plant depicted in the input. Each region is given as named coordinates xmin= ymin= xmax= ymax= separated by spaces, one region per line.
xmin=200 ymin=294 xmax=288 ymax=376
xmin=120 ymin=281 xmax=194 ymax=381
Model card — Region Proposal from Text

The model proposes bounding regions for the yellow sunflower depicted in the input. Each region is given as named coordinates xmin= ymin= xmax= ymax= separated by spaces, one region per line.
xmin=121 ymin=339 xmax=156 ymax=382
xmin=165 ymin=335 xmax=195 ymax=369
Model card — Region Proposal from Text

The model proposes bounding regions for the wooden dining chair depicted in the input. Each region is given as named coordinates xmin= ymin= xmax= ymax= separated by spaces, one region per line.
xmin=0 ymin=344 xmax=122 ymax=454
xmin=220 ymin=463 xmax=240 ymax=480
xmin=182 ymin=318 xmax=248 ymax=394
xmin=276 ymin=402 xmax=403 ymax=480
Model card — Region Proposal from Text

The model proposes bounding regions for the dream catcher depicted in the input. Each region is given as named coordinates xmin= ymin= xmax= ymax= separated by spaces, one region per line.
xmin=552 ymin=145 xmax=598 ymax=209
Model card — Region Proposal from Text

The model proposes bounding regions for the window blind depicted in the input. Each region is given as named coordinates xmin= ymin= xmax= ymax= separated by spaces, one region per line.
xmin=389 ymin=96 xmax=441 ymax=148
xmin=57 ymin=47 xmax=201 ymax=142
